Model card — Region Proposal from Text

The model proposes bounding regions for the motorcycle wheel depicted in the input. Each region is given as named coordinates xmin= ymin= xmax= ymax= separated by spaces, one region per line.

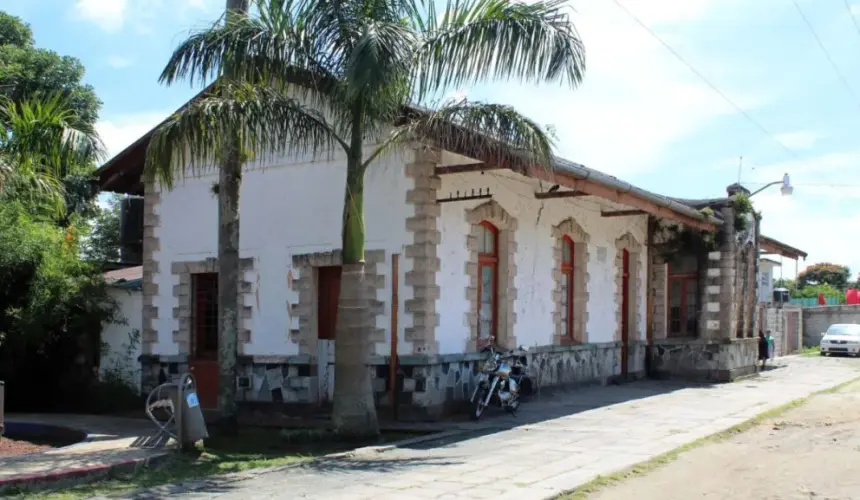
xmin=471 ymin=387 xmax=487 ymax=420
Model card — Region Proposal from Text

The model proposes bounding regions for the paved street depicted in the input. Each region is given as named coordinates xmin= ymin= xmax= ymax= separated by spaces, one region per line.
xmin=123 ymin=356 xmax=860 ymax=500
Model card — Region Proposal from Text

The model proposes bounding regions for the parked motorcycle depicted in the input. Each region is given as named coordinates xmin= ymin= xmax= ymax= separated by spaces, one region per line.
xmin=470 ymin=338 xmax=530 ymax=420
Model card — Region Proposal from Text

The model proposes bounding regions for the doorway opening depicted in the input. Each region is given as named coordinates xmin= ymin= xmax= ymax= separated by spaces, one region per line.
xmin=190 ymin=272 xmax=219 ymax=409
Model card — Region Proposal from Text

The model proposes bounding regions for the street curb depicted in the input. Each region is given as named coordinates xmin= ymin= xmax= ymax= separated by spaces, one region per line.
xmin=0 ymin=451 xmax=171 ymax=495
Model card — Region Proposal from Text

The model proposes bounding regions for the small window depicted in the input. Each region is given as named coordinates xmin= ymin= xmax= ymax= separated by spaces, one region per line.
xmin=561 ymin=237 xmax=575 ymax=340
xmin=477 ymin=222 xmax=498 ymax=341
xmin=192 ymin=273 xmax=219 ymax=359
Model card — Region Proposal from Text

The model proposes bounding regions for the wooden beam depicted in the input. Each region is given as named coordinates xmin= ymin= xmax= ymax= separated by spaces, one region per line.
xmin=760 ymin=241 xmax=805 ymax=260
xmin=601 ymin=209 xmax=646 ymax=217
xmin=523 ymin=165 xmax=718 ymax=232
xmin=534 ymin=190 xmax=590 ymax=200
xmin=434 ymin=162 xmax=500 ymax=175
xmin=421 ymin=136 xmax=717 ymax=231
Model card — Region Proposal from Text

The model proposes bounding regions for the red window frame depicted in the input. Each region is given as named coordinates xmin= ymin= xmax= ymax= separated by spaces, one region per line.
xmin=667 ymin=263 xmax=697 ymax=338
xmin=477 ymin=221 xmax=499 ymax=343
xmin=561 ymin=236 xmax=575 ymax=340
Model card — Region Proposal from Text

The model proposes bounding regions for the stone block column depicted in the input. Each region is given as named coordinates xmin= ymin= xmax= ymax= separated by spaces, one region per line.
xmin=404 ymin=147 xmax=441 ymax=355
xmin=700 ymin=205 xmax=738 ymax=340
xmin=650 ymin=257 xmax=668 ymax=340
xmin=141 ymin=181 xmax=161 ymax=355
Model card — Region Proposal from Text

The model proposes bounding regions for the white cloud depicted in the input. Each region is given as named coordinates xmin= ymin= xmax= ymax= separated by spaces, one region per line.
xmin=107 ymin=56 xmax=132 ymax=69
xmin=73 ymin=0 xmax=128 ymax=31
xmin=753 ymin=150 xmax=860 ymax=279
xmin=774 ymin=131 xmax=819 ymax=150
xmin=483 ymin=0 xmax=763 ymax=177
xmin=97 ymin=111 xmax=170 ymax=161
xmin=73 ymin=0 xmax=215 ymax=32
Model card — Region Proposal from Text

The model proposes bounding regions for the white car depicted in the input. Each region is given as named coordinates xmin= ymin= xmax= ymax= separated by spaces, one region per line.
xmin=820 ymin=324 xmax=860 ymax=356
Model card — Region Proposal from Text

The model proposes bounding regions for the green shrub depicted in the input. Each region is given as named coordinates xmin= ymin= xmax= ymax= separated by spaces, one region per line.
xmin=0 ymin=201 xmax=119 ymax=412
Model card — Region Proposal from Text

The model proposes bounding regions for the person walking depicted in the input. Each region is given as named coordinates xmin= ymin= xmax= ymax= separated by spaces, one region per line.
xmin=766 ymin=330 xmax=775 ymax=361
xmin=758 ymin=330 xmax=769 ymax=369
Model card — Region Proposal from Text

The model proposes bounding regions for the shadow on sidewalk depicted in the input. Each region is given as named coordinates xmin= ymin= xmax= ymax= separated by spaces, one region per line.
xmin=392 ymin=378 xmax=721 ymax=451
xmin=119 ymin=456 xmax=464 ymax=499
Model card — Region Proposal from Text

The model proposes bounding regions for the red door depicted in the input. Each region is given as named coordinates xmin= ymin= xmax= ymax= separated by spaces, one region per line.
xmin=316 ymin=266 xmax=341 ymax=406
xmin=317 ymin=266 xmax=342 ymax=341
xmin=189 ymin=273 xmax=220 ymax=409
xmin=621 ymin=249 xmax=630 ymax=378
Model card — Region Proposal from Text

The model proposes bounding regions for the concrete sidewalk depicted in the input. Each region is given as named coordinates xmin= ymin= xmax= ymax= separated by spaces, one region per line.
xmin=0 ymin=414 xmax=168 ymax=492
xmin=122 ymin=355 xmax=860 ymax=500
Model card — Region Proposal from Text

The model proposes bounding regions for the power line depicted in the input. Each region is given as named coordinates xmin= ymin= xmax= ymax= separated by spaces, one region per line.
xmin=791 ymin=0 xmax=860 ymax=107
xmin=608 ymin=0 xmax=810 ymax=167
xmin=842 ymin=0 xmax=860 ymax=42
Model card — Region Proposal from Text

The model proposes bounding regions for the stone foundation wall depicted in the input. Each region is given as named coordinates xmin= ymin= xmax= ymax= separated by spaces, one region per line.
xmin=163 ymin=342 xmax=642 ymax=421
xmin=649 ymin=338 xmax=758 ymax=382
xmin=140 ymin=355 xmax=189 ymax=395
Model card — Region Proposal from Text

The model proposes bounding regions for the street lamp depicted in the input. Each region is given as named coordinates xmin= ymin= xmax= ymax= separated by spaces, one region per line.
xmin=749 ymin=173 xmax=793 ymax=197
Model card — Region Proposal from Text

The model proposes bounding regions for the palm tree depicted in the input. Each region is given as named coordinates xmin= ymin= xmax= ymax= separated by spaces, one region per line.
xmin=146 ymin=0 xmax=585 ymax=437
xmin=0 ymin=95 xmax=103 ymax=215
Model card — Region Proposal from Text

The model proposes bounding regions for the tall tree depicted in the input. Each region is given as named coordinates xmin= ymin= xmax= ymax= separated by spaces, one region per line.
xmin=216 ymin=0 xmax=250 ymax=434
xmin=0 ymin=11 xmax=104 ymax=224
xmin=797 ymin=263 xmax=851 ymax=290
xmin=85 ymin=194 xmax=122 ymax=263
xmin=0 ymin=11 xmax=101 ymax=127
xmin=0 ymin=95 xmax=102 ymax=215
xmin=147 ymin=0 xmax=585 ymax=437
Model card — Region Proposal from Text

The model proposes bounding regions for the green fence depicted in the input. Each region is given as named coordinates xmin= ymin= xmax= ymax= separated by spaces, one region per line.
xmin=789 ymin=297 xmax=841 ymax=308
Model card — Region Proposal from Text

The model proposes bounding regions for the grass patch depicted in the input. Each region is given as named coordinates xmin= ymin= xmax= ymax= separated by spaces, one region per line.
xmin=557 ymin=376 xmax=860 ymax=500
xmin=801 ymin=346 xmax=821 ymax=357
xmin=13 ymin=428 xmax=422 ymax=500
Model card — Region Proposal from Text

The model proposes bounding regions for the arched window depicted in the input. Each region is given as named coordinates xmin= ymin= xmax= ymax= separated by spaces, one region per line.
xmin=561 ymin=236 xmax=575 ymax=339
xmin=477 ymin=221 xmax=498 ymax=341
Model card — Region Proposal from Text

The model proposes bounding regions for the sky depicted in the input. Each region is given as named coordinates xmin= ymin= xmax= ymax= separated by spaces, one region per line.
xmin=5 ymin=0 xmax=860 ymax=280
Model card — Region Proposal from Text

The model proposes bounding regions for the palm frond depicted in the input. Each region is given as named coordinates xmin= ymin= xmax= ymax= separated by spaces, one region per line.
xmin=161 ymin=0 xmax=340 ymax=87
xmin=346 ymin=21 xmax=415 ymax=97
xmin=0 ymin=95 xmax=105 ymax=173
xmin=145 ymin=81 xmax=347 ymax=189
xmin=0 ymin=154 xmax=66 ymax=216
xmin=414 ymin=0 xmax=585 ymax=100
xmin=380 ymin=99 xmax=555 ymax=172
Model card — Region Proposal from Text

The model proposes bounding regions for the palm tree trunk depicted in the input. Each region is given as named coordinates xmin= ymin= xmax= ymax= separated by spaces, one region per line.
xmin=332 ymin=105 xmax=379 ymax=438
xmin=216 ymin=0 xmax=249 ymax=435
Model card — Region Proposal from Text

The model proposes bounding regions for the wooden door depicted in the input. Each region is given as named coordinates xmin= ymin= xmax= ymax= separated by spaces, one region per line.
xmin=621 ymin=249 xmax=630 ymax=378
xmin=189 ymin=273 xmax=220 ymax=409
xmin=317 ymin=266 xmax=341 ymax=406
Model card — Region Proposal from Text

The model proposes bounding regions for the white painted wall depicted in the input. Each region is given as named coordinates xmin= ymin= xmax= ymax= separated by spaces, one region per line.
xmin=759 ymin=260 xmax=779 ymax=303
xmin=437 ymin=170 xmax=649 ymax=354
xmin=101 ymin=287 xmax=143 ymax=391
xmin=150 ymin=148 xmax=413 ymax=357
xmin=152 ymin=152 xmax=648 ymax=358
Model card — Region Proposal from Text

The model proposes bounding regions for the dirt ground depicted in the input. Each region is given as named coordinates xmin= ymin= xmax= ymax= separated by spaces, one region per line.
xmin=588 ymin=377 xmax=860 ymax=500
xmin=0 ymin=437 xmax=50 ymax=457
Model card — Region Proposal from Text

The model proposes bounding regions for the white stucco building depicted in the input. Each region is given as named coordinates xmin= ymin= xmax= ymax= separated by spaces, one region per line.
xmin=96 ymin=100 xmax=807 ymax=418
